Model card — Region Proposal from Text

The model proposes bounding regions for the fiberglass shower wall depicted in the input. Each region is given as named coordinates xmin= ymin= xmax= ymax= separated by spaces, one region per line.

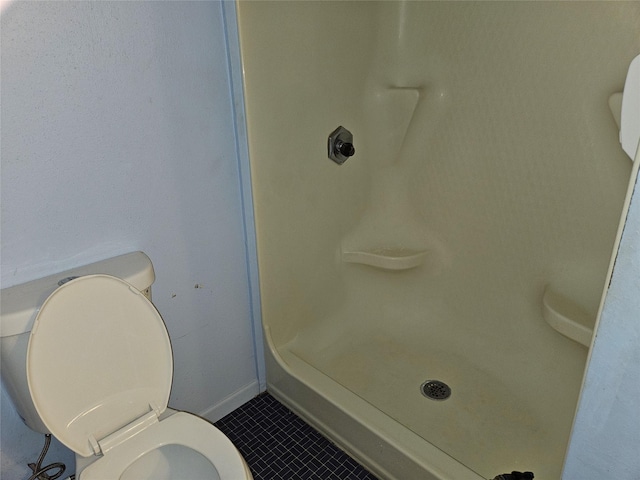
xmin=238 ymin=2 xmax=639 ymax=479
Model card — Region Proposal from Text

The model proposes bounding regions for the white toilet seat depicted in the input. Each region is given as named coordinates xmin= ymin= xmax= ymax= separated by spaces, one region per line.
xmin=79 ymin=410 xmax=252 ymax=479
xmin=27 ymin=275 xmax=173 ymax=457
xmin=26 ymin=275 xmax=252 ymax=479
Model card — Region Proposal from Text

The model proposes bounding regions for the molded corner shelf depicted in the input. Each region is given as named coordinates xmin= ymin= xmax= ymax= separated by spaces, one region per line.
xmin=342 ymin=248 xmax=429 ymax=270
xmin=542 ymin=287 xmax=595 ymax=347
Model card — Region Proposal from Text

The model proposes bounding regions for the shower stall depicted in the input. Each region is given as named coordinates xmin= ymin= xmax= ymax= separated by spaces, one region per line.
xmin=235 ymin=2 xmax=640 ymax=479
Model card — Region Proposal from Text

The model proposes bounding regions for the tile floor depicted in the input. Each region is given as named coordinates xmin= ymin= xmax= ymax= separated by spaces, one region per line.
xmin=215 ymin=392 xmax=379 ymax=480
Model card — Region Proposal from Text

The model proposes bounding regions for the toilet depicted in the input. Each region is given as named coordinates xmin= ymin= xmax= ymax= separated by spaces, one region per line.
xmin=0 ymin=252 xmax=253 ymax=479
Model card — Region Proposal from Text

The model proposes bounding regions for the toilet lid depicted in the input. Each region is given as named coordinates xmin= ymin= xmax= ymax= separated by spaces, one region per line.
xmin=27 ymin=274 xmax=173 ymax=457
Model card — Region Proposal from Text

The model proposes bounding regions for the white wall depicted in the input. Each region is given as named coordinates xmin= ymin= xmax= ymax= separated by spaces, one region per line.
xmin=0 ymin=1 xmax=260 ymax=477
xmin=564 ymin=163 xmax=640 ymax=478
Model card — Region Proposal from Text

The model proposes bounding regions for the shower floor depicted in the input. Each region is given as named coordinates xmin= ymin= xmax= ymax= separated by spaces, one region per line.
xmin=286 ymin=319 xmax=580 ymax=479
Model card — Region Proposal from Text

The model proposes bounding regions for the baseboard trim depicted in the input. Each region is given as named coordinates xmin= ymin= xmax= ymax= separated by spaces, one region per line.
xmin=198 ymin=380 xmax=260 ymax=423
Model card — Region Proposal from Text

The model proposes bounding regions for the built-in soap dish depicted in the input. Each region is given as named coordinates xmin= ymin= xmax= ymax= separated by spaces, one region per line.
xmin=342 ymin=247 xmax=429 ymax=270
xmin=542 ymin=286 xmax=595 ymax=347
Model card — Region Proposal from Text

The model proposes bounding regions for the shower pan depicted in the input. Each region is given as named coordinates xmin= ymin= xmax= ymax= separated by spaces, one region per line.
xmin=235 ymin=2 xmax=640 ymax=479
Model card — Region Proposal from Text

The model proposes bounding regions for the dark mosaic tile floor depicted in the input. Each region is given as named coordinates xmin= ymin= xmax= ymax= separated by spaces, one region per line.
xmin=215 ymin=392 xmax=379 ymax=480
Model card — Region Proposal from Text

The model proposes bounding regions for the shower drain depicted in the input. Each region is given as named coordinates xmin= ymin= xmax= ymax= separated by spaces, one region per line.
xmin=420 ymin=380 xmax=451 ymax=400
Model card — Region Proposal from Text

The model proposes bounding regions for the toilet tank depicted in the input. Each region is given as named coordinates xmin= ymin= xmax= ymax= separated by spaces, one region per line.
xmin=0 ymin=251 xmax=156 ymax=433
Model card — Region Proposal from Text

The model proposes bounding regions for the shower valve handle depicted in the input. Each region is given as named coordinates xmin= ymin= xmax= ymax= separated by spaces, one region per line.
xmin=336 ymin=140 xmax=355 ymax=158
xmin=328 ymin=126 xmax=355 ymax=165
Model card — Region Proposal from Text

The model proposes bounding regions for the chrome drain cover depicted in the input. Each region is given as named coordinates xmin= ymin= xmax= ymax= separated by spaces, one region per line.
xmin=421 ymin=380 xmax=451 ymax=400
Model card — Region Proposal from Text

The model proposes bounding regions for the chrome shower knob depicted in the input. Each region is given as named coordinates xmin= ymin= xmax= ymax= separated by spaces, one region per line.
xmin=328 ymin=126 xmax=355 ymax=165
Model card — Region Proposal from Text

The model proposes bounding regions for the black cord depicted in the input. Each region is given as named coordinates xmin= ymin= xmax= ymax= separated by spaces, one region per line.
xmin=26 ymin=434 xmax=66 ymax=480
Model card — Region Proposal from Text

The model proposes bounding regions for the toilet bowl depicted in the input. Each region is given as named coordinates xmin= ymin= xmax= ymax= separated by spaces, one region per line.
xmin=24 ymin=272 xmax=253 ymax=479
xmin=76 ymin=411 xmax=253 ymax=479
